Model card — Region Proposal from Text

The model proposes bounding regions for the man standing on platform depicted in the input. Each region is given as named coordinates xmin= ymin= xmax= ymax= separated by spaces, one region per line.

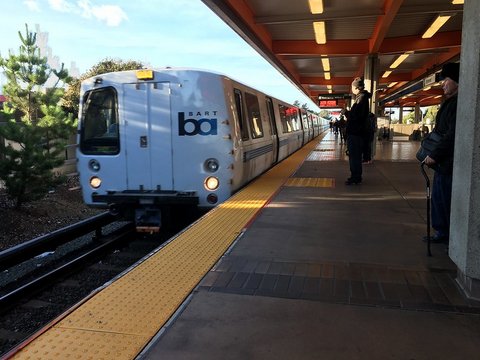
xmin=344 ymin=77 xmax=371 ymax=185
xmin=423 ymin=62 xmax=460 ymax=245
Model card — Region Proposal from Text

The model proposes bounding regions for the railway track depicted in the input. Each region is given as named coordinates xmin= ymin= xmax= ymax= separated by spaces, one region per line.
xmin=0 ymin=212 xmax=194 ymax=356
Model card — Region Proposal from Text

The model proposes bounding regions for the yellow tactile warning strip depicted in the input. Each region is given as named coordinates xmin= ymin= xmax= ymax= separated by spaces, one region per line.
xmin=284 ymin=177 xmax=335 ymax=188
xmin=11 ymin=136 xmax=325 ymax=360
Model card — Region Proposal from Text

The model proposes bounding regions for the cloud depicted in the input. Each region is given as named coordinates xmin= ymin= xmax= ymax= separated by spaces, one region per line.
xmin=48 ymin=0 xmax=75 ymax=12
xmin=44 ymin=0 xmax=127 ymax=27
xmin=77 ymin=0 xmax=128 ymax=27
xmin=24 ymin=0 xmax=40 ymax=12
xmin=89 ymin=4 xmax=128 ymax=27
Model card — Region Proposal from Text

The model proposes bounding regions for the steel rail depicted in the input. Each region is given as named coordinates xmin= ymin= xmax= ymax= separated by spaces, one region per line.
xmin=0 ymin=223 xmax=135 ymax=310
xmin=0 ymin=212 xmax=115 ymax=272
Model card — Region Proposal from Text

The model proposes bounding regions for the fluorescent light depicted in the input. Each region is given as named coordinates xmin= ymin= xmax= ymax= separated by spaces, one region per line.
xmin=313 ymin=21 xmax=326 ymax=44
xmin=382 ymin=71 xmax=392 ymax=78
xmin=327 ymin=85 xmax=332 ymax=90
xmin=309 ymin=0 xmax=324 ymax=14
xmin=422 ymin=15 xmax=452 ymax=38
xmin=387 ymin=82 xmax=398 ymax=88
xmin=324 ymin=72 xmax=331 ymax=80
xmin=328 ymin=89 xmax=332 ymax=94
xmin=390 ymin=52 xmax=412 ymax=69
xmin=452 ymin=0 xmax=463 ymax=4
xmin=321 ymin=57 xmax=330 ymax=71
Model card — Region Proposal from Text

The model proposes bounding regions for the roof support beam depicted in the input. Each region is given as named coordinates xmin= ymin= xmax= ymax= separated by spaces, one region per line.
xmin=411 ymin=47 xmax=461 ymax=79
xmin=301 ymin=73 xmax=413 ymax=86
xmin=273 ymin=31 xmax=460 ymax=57
xmin=369 ymin=0 xmax=404 ymax=53
xmin=300 ymin=77 xmax=355 ymax=86
xmin=254 ymin=4 xmax=459 ymax=25
xmin=255 ymin=10 xmax=380 ymax=25
xmin=273 ymin=40 xmax=369 ymax=56
xmin=380 ymin=31 xmax=462 ymax=53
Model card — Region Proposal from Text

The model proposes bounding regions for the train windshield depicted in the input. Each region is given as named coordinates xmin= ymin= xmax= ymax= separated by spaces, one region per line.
xmin=80 ymin=87 xmax=120 ymax=155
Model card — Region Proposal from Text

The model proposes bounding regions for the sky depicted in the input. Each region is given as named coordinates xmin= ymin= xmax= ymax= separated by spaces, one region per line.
xmin=0 ymin=0 xmax=320 ymax=110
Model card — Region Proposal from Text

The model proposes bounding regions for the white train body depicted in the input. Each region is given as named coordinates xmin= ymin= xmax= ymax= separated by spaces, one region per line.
xmin=77 ymin=68 xmax=324 ymax=230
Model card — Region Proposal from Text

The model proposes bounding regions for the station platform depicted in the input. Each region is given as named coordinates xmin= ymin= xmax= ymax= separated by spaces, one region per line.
xmin=8 ymin=132 xmax=480 ymax=359
xmin=141 ymin=133 xmax=480 ymax=359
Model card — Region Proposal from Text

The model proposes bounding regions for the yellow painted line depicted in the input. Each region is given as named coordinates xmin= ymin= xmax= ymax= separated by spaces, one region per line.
xmin=284 ymin=177 xmax=335 ymax=188
xmin=12 ymin=136 xmax=325 ymax=360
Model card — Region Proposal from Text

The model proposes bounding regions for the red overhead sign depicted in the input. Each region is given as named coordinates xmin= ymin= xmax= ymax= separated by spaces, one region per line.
xmin=319 ymin=100 xmax=337 ymax=107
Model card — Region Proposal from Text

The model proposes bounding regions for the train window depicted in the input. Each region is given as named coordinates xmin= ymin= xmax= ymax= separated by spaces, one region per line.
xmin=234 ymin=89 xmax=249 ymax=141
xmin=278 ymin=105 xmax=289 ymax=133
xmin=265 ymin=97 xmax=277 ymax=136
xmin=301 ymin=111 xmax=310 ymax=129
xmin=278 ymin=105 xmax=300 ymax=133
xmin=291 ymin=108 xmax=302 ymax=131
xmin=80 ymin=87 xmax=119 ymax=155
xmin=244 ymin=92 xmax=263 ymax=139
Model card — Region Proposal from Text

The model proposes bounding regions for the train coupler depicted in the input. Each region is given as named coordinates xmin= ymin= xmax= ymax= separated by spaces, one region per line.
xmin=135 ymin=208 xmax=161 ymax=234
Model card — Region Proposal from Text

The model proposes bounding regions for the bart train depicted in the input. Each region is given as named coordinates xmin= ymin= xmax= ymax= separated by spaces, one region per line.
xmin=77 ymin=68 xmax=327 ymax=232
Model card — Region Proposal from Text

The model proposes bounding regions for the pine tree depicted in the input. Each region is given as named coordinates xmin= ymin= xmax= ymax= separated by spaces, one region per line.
xmin=0 ymin=24 xmax=76 ymax=207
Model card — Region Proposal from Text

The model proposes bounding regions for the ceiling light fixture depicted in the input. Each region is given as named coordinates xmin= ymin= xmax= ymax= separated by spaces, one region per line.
xmin=321 ymin=56 xmax=330 ymax=72
xmin=324 ymin=72 xmax=331 ymax=80
xmin=390 ymin=52 xmax=413 ymax=69
xmin=313 ymin=21 xmax=326 ymax=44
xmin=308 ymin=0 xmax=324 ymax=14
xmin=382 ymin=70 xmax=392 ymax=78
xmin=451 ymin=0 xmax=463 ymax=4
xmin=387 ymin=82 xmax=398 ymax=88
xmin=422 ymin=15 xmax=452 ymax=38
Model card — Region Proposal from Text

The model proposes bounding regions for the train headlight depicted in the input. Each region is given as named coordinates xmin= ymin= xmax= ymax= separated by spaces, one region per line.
xmin=88 ymin=159 xmax=101 ymax=172
xmin=204 ymin=176 xmax=219 ymax=191
xmin=90 ymin=176 xmax=102 ymax=189
xmin=204 ymin=158 xmax=219 ymax=173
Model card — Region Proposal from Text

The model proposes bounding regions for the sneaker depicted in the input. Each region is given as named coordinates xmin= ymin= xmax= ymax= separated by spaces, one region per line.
xmin=345 ymin=178 xmax=362 ymax=185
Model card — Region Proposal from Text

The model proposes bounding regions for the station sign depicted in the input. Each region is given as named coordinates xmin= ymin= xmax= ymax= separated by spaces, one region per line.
xmin=318 ymin=93 xmax=350 ymax=107
xmin=318 ymin=94 xmax=350 ymax=100
xmin=423 ymin=73 xmax=436 ymax=87
xmin=319 ymin=100 xmax=338 ymax=107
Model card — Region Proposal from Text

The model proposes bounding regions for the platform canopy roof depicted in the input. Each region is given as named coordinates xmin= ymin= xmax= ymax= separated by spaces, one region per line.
xmin=200 ymin=0 xmax=463 ymax=108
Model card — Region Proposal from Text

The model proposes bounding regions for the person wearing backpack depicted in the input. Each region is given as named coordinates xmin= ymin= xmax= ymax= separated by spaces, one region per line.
xmin=344 ymin=77 xmax=371 ymax=185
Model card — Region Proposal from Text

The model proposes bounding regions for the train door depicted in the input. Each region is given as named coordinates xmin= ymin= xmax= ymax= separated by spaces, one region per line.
xmin=123 ymin=82 xmax=173 ymax=190
xmin=266 ymin=97 xmax=279 ymax=164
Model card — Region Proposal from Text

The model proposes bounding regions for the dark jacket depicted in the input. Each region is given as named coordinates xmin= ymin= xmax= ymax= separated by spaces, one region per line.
xmin=346 ymin=90 xmax=371 ymax=136
xmin=430 ymin=94 xmax=457 ymax=174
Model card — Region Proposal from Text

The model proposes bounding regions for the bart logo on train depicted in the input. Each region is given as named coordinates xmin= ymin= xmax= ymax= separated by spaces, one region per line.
xmin=178 ymin=111 xmax=218 ymax=136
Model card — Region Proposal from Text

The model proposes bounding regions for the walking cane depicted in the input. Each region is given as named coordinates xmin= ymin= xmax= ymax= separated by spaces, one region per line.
xmin=420 ymin=162 xmax=432 ymax=257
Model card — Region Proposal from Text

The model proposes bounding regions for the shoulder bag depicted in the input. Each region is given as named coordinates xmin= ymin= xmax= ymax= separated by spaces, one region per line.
xmin=416 ymin=131 xmax=442 ymax=163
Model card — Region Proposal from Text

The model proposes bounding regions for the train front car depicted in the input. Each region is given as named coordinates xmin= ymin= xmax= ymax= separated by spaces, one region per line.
xmin=77 ymin=69 xmax=234 ymax=232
